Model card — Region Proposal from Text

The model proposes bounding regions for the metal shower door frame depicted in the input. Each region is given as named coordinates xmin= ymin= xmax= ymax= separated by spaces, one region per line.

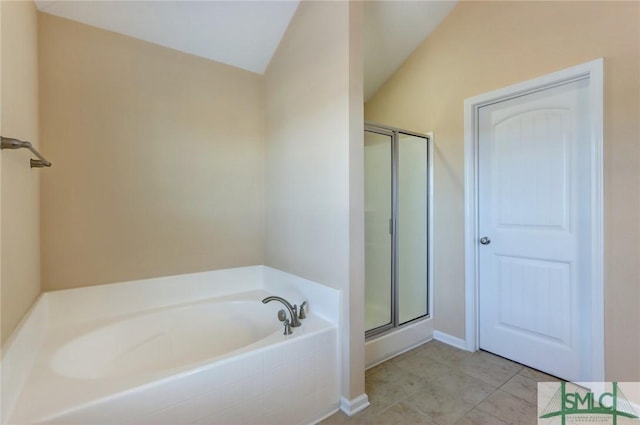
xmin=364 ymin=122 xmax=430 ymax=340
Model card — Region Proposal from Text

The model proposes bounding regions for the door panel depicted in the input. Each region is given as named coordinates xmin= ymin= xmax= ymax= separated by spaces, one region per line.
xmin=496 ymin=256 xmax=571 ymax=343
xmin=493 ymin=110 xmax=569 ymax=229
xmin=397 ymin=134 xmax=428 ymax=324
xmin=364 ymin=130 xmax=393 ymax=333
xmin=478 ymin=78 xmax=590 ymax=382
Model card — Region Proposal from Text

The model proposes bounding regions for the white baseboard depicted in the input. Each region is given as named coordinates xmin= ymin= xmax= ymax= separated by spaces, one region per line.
xmin=339 ymin=394 xmax=370 ymax=417
xmin=433 ymin=330 xmax=469 ymax=351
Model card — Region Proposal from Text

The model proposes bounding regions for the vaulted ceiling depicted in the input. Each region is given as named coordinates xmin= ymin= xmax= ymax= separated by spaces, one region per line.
xmin=35 ymin=1 xmax=457 ymax=101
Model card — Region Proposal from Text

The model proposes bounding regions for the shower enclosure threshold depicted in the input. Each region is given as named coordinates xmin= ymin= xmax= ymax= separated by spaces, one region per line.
xmin=364 ymin=316 xmax=433 ymax=369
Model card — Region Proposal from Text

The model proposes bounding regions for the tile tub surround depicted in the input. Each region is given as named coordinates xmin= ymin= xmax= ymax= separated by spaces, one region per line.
xmin=1 ymin=266 xmax=341 ymax=425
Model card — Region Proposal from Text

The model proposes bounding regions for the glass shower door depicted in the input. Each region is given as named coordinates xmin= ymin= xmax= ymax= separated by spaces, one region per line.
xmin=398 ymin=133 xmax=429 ymax=324
xmin=365 ymin=123 xmax=430 ymax=338
xmin=364 ymin=130 xmax=393 ymax=333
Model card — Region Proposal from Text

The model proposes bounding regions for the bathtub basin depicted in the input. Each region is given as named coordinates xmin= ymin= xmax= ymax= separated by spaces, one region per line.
xmin=52 ymin=300 xmax=279 ymax=380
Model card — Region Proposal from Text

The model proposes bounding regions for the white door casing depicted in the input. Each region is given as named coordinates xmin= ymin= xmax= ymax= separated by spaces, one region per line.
xmin=464 ymin=59 xmax=604 ymax=382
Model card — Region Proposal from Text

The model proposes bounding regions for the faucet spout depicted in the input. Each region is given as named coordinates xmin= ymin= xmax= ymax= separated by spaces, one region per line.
xmin=262 ymin=296 xmax=302 ymax=327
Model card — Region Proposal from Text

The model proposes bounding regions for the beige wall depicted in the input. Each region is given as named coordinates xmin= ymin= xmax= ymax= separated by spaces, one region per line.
xmin=0 ymin=1 xmax=41 ymax=345
xmin=265 ymin=0 xmax=365 ymax=401
xmin=365 ymin=1 xmax=640 ymax=380
xmin=38 ymin=13 xmax=265 ymax=290
xmin=347 ymin=0 xmax=365 ymax=403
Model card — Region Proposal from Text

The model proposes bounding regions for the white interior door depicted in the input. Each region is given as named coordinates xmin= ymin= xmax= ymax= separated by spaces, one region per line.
xmin=478 ymin=78 xmax=592 ymax=382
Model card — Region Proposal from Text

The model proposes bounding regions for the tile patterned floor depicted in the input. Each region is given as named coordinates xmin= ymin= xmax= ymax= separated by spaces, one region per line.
xmin=319 ymin=340 xmax=560 ymax=425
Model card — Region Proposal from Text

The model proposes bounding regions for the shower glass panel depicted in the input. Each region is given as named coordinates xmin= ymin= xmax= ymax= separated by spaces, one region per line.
xmin=365 ymin=123 xmax=429 ymax=338
xmin=364 ymin=130 xmax=393 ymax=333
xmin=398 ymin=134 xmax=428 ymax=324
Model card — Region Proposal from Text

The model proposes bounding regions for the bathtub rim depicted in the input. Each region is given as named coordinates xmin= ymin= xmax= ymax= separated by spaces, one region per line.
xmin=42 ymin=265 xmax=339 ymax=328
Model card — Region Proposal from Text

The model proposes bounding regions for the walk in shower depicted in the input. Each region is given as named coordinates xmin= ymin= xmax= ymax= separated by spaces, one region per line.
xmin=364 ymin=123 xmax=430 ymax=339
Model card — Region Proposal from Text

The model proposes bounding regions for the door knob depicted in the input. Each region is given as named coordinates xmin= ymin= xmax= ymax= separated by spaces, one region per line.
xmin=480 ymin=237 xmax=491 ymax=245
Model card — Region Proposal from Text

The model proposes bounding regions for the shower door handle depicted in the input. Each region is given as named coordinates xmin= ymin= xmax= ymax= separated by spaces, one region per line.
xmin=389 ymin=218 xmax=394 ymax=235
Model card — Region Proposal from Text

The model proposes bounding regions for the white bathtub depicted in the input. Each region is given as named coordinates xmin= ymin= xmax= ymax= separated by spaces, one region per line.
xmin=2 ymin=266 xmax=341 ymax=425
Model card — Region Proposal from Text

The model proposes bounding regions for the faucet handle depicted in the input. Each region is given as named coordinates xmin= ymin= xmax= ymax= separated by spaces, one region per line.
xmin=299 ymin=301 xmax=308 ymax=319
xmin=277 ymin=309 xmax=287 ymax=322
xmin=283 ymin=319 xmax=292 ymax=335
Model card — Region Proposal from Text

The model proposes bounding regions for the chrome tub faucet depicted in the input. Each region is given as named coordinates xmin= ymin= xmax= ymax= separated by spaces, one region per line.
xmin=262 ymin=296 xmax=304 ymax=327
